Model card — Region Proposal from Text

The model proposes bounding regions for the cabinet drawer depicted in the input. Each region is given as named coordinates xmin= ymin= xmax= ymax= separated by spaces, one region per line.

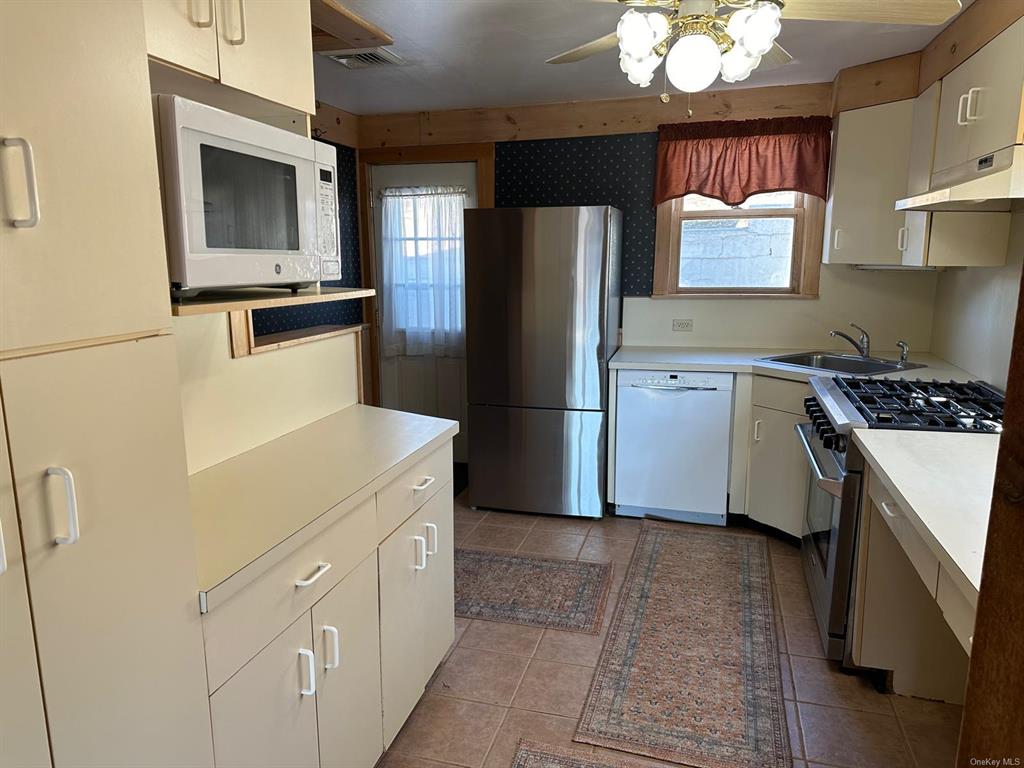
xmin=868 ymin=474 xmax=939 ymax=596
xmin=937 ymin=567 xmax=975 ymax=655
xmin=203 ymin=496 xmax=376 ymax=693
xmin=752 ymin=375 xmax=809 ymax=416
xmin=377 ymin=442 xmax=453 ymax=541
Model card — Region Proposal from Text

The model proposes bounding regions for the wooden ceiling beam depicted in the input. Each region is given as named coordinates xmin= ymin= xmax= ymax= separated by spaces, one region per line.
xmin=310 ymin=0 xmax=392 ymax=52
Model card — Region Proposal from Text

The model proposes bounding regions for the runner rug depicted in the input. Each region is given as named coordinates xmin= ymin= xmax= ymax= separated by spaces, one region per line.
xmin=512 ymin=740 xmax=652 ymax=768
xmin=574 ymin=522 xmax=790 ymax=768
xmin=454 ymin=548 xmax=612 ymax=634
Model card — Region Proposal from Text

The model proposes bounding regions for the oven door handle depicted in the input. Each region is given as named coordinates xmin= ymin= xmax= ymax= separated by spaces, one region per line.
xmin=795 ymin=424 xmax=845 ymax=499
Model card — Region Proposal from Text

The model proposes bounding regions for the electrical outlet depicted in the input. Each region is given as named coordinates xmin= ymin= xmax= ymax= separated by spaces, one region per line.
xmin=672 ymin=318 xmax=694 ymax=332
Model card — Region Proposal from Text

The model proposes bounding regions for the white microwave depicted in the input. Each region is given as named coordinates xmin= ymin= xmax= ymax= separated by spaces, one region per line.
xmin=154 ymin=95 xmax=341 ymax=297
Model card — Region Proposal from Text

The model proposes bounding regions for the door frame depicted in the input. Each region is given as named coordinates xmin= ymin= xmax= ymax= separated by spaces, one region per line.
xmin=356 ymin=143 xmax=495 ymax=406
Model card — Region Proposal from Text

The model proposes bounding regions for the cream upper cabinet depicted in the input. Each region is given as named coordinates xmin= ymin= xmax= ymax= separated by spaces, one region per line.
xmin=0 ymin=400 xmax=51 ymax=768
xmin=932 ymin=18 xmax=1024 ymax=177
xmin=210 ymin=613 xmax=320 ymax=768
xmin=143 ymin=0 xmax=220 ymax=78
xmin=314 ymin=553 xmax=385 ymax=768
xmin=1 ymin=337 xmax=214 ymax=767
xmin=0 ymin=2 xmax=174 ymax=356
xmin=822 ymin=100 xmax=915 ymax=265
xmin=216 ymin=0 xmax=316 ymax=114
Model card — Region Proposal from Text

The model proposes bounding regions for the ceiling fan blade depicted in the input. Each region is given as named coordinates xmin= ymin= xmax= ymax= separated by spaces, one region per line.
xmin=781 ymin=0 xmax=962 ymax=25
xmin=759 ymin=42 xmax=793 ymax=70
xmin=546 ymin=32 xmax=619 ymax=64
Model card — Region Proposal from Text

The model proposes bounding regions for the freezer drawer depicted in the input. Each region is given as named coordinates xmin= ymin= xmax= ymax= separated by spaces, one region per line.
xmin=468 ymin=405 xmax=605 ymax=518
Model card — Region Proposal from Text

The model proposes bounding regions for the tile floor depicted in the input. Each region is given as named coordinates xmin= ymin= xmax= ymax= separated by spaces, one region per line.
xmin=380 ymin=493 xmax=963 ymax=768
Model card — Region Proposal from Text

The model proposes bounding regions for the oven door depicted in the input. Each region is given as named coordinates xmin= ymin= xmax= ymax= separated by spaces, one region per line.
xmin=795 ymin=423 xmax=859 ymax=661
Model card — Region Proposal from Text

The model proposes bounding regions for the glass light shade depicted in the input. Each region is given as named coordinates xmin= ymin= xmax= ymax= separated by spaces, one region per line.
xmin=665 ymin=33 xmax=722 ymax=93
xmin=725 ymin=8 xmax=753 ymax=43
xmin=720 ymin=45 xmax=761 ymax=83
xmin=617 ymin=9 xmax=670 ymax=59
xmin=740 ymin=2 xmax=782 ymax=57
xmin=620 ymin=50 xmax=662 ymax=87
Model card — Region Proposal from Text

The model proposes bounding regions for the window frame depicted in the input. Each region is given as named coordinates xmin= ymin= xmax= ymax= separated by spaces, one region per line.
xmin=652 ymin=192 xmax=824 ymax=298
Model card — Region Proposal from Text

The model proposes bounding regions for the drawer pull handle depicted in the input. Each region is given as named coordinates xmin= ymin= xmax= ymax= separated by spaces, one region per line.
xmin=753 ymin=419 xmax=762 ymax=443
xmin=0 ymin=516 xmax=7 ymax=575
xmin=295 ymin=562 xmax=332 ymax=588
xmin=323 ymin=625 xmax=340 ymax=670
xmin=413 ymin=476 xmax=436 ymax=492
xmin=47 ymin=467 xmax=80 ymax=545
xmin=227 ymin=0 xmax=246 ymax=44
xmin=965 ymin=87 xmax=982 ymax=121
xmin=425 ymin=522 xmax=439 ymax=556
xmin=957 ymin=93 xmax=970 ymax=126
xmin=879 ymin=501 xmax=900 ymax=520
xmin=413 ymin=535 xmax=427 ymax=571
xmin=299 ymin=649 xmax=316 ymax=696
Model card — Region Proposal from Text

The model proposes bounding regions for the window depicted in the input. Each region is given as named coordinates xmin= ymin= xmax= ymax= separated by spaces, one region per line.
xmin=653 ymin=191 xmax=823 ymax=297
xmin=379 ymin=186 xmax=467 ymax=358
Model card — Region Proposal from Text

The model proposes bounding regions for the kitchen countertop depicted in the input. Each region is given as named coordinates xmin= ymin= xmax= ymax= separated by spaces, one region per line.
xmin=610 ymin=346 xmax=979 ymax=383
xmin=852 ymin=429 xmax=1000 ymax=602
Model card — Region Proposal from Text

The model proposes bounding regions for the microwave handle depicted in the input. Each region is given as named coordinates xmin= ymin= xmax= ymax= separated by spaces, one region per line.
xmin=795 ymin=424 xmax=844 ymax=498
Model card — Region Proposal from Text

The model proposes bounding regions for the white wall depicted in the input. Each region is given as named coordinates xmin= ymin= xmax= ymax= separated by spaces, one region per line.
xmin=623 ymin=264 xmax=939 ymax=352
xmin=930 ymin=206 xmax=1023 ymax=390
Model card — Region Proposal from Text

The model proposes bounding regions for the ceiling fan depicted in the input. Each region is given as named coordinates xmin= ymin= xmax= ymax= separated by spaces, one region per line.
xmin=547 ymin=0 xmax=963 ymax=94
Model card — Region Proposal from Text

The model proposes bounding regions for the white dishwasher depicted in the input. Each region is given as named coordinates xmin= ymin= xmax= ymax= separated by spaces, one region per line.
xmin=614 ymin=369 xmax=733 ymax=525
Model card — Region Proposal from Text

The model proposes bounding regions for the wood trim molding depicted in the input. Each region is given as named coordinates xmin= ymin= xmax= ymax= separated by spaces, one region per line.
xmin=312 ymin=101 xmax=360 ymax=147
xmin=831 ymin=52 xmax=921 ymax=115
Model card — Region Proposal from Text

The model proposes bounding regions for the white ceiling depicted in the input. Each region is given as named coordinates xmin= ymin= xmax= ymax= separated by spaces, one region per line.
xmin=314 ymin=0 xmax=967 ymax=115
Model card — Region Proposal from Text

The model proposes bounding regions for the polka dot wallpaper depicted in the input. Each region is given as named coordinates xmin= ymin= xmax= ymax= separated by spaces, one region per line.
xmin=495 ymin=133 xmax=659 ymax=296
xmin=251 ymin=142 xmax=363 ymax=337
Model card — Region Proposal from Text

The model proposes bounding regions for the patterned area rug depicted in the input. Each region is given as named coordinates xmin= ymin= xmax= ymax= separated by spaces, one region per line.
xmin=513 ymin=740 xmax=650 ymax=768
xmin=455 ymin=548 xmax=612 ymax=633
xmin=575 ymin=522 xmax=790 ymax=768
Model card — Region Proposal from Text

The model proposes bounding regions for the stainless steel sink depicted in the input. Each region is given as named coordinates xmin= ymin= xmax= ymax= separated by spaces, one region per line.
xmin=759 ymin=352 xmax=926 ymax=376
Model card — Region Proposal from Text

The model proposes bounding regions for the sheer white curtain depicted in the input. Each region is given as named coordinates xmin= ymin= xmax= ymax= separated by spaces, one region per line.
xmin=380 ymin=186 xmax=467 ymax=358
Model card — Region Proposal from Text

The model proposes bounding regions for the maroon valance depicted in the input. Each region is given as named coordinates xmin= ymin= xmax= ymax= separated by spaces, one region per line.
xmin=654 ymin=116 xmax=832 ymax=207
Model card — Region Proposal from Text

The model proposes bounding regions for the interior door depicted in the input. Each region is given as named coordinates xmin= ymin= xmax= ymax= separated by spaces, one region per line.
xmin=143 ymin=0 xmax=220 ymax=78
xmin=0 ymin=398 xmax=51 ymax=768
xmin=2 ymin=337 xmax=214 ymax=767
xmin=0 ymin=1 xmax=174 ymax=354
xmin=421 ymin=484 xmax=456 ymax=679
xmin=210 ymin=613 xmax=320 ymax=768
xmin=314 ymin=553 xmax=384 ymax=768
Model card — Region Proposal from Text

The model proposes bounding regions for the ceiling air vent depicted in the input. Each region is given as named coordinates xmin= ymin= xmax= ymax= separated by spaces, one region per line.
xmin=322 ymin=47 xmax=405 ymax=69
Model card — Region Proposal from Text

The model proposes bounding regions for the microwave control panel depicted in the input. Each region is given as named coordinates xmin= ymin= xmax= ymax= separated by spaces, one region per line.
xmin=315 ymin=163 xmax=341 ymax=279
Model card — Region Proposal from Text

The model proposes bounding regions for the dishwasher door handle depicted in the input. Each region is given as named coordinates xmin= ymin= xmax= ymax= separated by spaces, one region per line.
xmin=629 ymin=384 xmax=718 ymax=392
xmin=794 ymin=424 xmax=845 ymax=499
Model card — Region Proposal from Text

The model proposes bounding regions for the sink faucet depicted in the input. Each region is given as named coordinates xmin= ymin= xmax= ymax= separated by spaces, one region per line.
xmin=896 ymin=340 xmax=910 ymax=365
xmin=830 ymin=322 xmax=871 ymax=358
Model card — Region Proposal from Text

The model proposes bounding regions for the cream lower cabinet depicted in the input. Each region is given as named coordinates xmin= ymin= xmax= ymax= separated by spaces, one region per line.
xmin=0 ymin=401 xmax=51 ymax=768
xmin=380 ymin=483 xmax=456 ymax=747
xmin=1 ymin=336 xmax=214 ymax=767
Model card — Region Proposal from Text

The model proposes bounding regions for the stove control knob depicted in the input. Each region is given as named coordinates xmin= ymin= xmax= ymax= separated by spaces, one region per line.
xmin=803 ymin=397 xmax=817 ymax=415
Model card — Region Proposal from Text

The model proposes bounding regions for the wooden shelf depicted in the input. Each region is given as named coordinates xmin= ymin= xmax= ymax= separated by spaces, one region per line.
xmin=170 ymin=286 xmax=375 ymax=317
xmin=251 ymin=322 xmax=365 ymax=355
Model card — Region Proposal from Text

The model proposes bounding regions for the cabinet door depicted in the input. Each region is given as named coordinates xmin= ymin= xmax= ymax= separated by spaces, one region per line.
xmin=210 ymin=613 xmax=320 ymax=768
xmin=933 ymin=58 xmax=974 ymax=175
xmin=314 ymin=553 xmax=384 ymax=768
xmin=2 ymin=337 xmax=214 ymax=767
xmin=421 ymin=484 xmax=456 ymax=679
xmin=379 ymin=510 xmax=429 ymax=747
xmin=143 ymin=0 xmax=220 ymax=78
xmin=822 ymin=100 xmax=914 ymax=265
xmin=0 ymin=2 xmax=174 ymax=355
xmin=216 ymin=0 xmax=315 ymax=113
xmin=964 ymin=18 xmax=1024 ymax=162
xmin=746 ymin=407 xmax=808 ymax=539
xmin=0 ymin=400 xmax=51 ymax=768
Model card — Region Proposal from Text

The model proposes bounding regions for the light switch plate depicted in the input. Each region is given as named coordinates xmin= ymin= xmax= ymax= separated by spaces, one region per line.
xmin=672 ymin=318 xmax=694 ymax=332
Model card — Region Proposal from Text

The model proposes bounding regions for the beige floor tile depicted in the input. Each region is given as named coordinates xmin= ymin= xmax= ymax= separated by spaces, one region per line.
xmin=779 ymin=653 xmax=796 ymax=700
xmin=518 ymin=531 xmax=586 ymax=559
xmin=454 ymin=617 xmax=471 ymax=644
xmin=799 ymin=702 xmax=911 ymax=768
xmin=589 ymin=516 xmax=642 ymax=540
xmin=790 ymin=656 xmax=894 ymax=715
xmin=430 ymin=647 xmax=530 ymax=706
xmin=379 ymin=751 xmax=462 ymax=768
xmin=454 ymin=518 xmax=480 ymax=545
xmin=532 ymin=516 xmax=595 ymax=536
xmin=892 ymin=696 xmax=963 ymax=768
xmin=890 ymin=695 xmax=963 ymax=727
xmin=483 ymin=709 xmax=581 ymax=768
xmin=510 ymin=659 xmax=594 ymax=717
xmin=534 ymin=627 xmax=607 ymax=667
xmin=769 ymin=536 xmax=801 ymax=559
xmin=455 ymin=507 xmax=489 ymax=526
xmin=459 ymin=620 xmax=544 ymax=657
xmin=390 ymin=694 xmax=506 ymax=768
xmin=786 ymin=700 xmax=805 ymax=759
xmin=481 ymin=511 xmax=539 ymax=530
xmin=784 ymin=615 xmax=827 ymax=659
xmin=462 ymin=525 xmax=530 ymax=551
xmin=579 ymin=536 xmax=637 ymax=565
xmin=777 ymin=578 xmax=815 ymax=619
xmin=772 ymin=554 xmax=806 ymax=588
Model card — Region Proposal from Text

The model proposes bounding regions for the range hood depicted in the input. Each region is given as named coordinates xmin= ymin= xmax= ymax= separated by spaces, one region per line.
xmin=896 ymin=145 xmax=1023 ymax=212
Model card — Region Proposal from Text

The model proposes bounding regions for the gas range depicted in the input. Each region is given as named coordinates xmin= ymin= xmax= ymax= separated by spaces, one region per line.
xmin=805 ymin=376 xmax=1005 ymax=454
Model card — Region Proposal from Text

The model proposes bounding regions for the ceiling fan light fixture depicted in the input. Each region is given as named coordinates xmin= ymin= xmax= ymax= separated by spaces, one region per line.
xmin=720 ymin=44 xmax=761 ymax=82
xmin=738 ymin=1 xmax=782 ymax=57
xmin=620 ymin=49 xmax=663 ymax=86
xmin=616 ymin=9 xmax=669 ymax=59
xmin=665 ymin=31 xmax=722 ymax=93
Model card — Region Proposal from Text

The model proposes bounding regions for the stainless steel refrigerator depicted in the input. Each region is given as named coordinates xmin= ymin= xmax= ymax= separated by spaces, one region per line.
xmin=464 ymin=206 xmax=622 ymax=518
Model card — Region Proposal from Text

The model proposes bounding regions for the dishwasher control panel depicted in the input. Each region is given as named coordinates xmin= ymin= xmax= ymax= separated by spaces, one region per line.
xmin=617 ymin=369 xmax=733 ymax=391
